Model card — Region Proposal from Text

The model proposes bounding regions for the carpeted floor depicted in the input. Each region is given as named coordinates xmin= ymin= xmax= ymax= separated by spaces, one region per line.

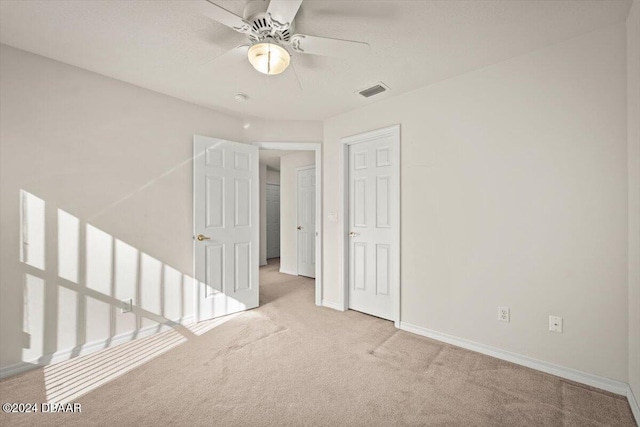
xmin=0 ymin=259 xmax=636 ymax=426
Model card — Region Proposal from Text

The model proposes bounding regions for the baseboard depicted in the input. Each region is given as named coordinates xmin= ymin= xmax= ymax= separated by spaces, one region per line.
xmin=0 ymin=316 xmax=194 ymax=380
xmin=0 ymin=361 xmax=38 ymax=379
xmin=279 ymin=267 xmax=298 ymax=276
xmin=627 ymin=386 xmax=640 ymax=426
xmin=399 ymin=321 xmax=629 ymax=396
xmin=321 ymin=300 xmax=344 ymax=311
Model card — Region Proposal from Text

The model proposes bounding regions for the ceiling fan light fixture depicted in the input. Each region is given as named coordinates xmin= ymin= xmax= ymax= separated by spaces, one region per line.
xmin=248 ymin=42 xmax=290 ymax=75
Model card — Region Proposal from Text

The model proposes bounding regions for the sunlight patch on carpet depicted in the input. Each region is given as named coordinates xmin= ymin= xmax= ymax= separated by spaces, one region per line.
xmin=44 ymin=329 xmax=186 ymax=404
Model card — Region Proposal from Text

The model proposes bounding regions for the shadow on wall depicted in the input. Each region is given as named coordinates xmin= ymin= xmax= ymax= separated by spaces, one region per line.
xmin=9 ymin=189 xmax=240 ymax=403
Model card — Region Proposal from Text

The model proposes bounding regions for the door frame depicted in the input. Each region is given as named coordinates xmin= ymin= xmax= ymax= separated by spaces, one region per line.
xmin=252 ymin=142 xmax=322 ymax=307
xmin=340 ymin=125 xmax=401 ymax=326
xmin=295 ymin=164 xmax=316 ymax=278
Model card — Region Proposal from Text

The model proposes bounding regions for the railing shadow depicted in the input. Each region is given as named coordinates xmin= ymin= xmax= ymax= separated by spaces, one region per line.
xmin=13 ymin=189 xmax=242 ymax=403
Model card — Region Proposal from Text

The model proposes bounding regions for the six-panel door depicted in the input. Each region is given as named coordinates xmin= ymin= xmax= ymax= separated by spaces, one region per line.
xmin=348 ymin=133 xmax=398 ymax=321
xmin=194 ymin=136 xmax=259 ymax=321
xmin=297 ymin=166 xmax=316 ymax=278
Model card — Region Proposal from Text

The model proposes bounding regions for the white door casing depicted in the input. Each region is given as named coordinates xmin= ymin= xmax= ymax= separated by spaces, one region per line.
xmin=266 ymin=183 xmax=280 ymax=259
xmin=194 ymin=135 xmax=259 ymax=322
xmin=297 ymin=166 xmax=316 ymax=278
xmin=342 ymin=125 xmax=400 ymax=323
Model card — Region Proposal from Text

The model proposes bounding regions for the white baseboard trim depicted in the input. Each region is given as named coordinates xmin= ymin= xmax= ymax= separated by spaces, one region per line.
xmin=0 ymin=361 xmax=37 ymax=379
xmin=627 ymin=386 xmax=640 ymax=426
xmin=399 ymin=321 xmax=629 ymax=396
xmin=279 ymin=267 xmax=298 ymax=276
xmin=322 ymin=300 xmax=344 ymax=311
xmin=0 ymin=316 xmax=194 ymax=380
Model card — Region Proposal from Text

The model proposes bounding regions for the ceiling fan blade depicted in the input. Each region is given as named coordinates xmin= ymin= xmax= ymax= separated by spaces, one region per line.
xmin=289 ymin=34 xmax=370 ymax=58
xmin=266 ymin=0 xmax=303 ymax=30
xmin=200 ymin=1 xmax=252 ymax=34
xmin=202 ymin=44 xmax=249 ymax=70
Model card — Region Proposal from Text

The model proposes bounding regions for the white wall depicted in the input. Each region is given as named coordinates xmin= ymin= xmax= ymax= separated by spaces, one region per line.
xmin=243 ymin=118 xmax=322 ymax=143
xmin=627 ymin=0 xmax=640 ymax=403
xmin=323 ymin=24 xmax=628 ymax=382
xmin=279 ymin=151 xmax=315 ymax=275
xmin=0 ymin=45 xmax=243 ymax=373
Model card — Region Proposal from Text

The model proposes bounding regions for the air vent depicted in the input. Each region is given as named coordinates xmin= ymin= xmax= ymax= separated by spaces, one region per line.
xmin=357 ymin=82 xmax=389 ymax=98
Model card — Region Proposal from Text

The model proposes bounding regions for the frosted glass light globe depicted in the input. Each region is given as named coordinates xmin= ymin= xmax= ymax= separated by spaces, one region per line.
xmin=248 ymin=42 xmax=290 ymax=75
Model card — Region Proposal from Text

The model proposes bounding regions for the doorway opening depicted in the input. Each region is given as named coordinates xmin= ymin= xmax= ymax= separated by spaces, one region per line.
xmin=266 ymin=182 xmax=280 ymax=260
xmin=255 ymin=142 xmax=322 ymax=307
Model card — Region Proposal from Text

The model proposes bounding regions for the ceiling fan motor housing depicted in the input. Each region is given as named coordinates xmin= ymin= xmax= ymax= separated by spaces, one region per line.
xmin=243 ymin=0 xmax=294 ymax=44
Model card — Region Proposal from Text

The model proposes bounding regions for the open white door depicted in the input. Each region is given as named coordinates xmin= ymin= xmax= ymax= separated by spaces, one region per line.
xmin=194 ymin=135 xmax=259 ymax=322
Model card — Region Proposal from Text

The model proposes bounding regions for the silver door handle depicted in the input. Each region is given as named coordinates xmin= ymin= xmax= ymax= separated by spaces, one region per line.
xmin=349 ymin=232 xmax=358 ymax=238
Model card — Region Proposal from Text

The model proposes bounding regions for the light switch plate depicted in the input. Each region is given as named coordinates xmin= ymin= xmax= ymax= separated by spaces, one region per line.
xmin=549 ymin=315 xmax=563 ymax=333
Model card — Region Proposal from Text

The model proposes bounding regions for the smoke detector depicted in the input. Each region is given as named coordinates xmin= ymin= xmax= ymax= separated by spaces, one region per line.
xmin=235 ymin=93 xmax=248 ymax=102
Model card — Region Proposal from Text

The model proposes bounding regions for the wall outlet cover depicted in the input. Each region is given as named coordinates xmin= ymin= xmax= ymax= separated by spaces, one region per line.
xmin=498 ymin=306 xmax=510 ymax=322
xmin=549 ymin=315 xmax=563 ymax=333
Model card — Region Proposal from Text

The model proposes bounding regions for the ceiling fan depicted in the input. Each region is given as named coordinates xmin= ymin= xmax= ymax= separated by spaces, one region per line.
xmin=200 ymin=0 xmax=370 ymax=75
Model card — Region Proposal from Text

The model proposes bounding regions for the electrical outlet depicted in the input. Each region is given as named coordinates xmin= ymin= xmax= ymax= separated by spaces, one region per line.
xmin=549 ymin=315 xmax=563 ymax=333
xmin=498 ymin=306 xmax=510 ymax=322
xmin=121 ymin=298 xmax=133 ymax=314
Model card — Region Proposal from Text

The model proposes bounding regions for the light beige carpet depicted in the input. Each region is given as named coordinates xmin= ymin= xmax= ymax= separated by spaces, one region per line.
xmin=0 ymin=259 xmax=636 ymax=426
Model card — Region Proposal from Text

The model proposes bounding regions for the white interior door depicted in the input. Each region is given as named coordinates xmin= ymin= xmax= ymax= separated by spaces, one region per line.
xmin=266 ymin=184 xmax=280 ymax=259
xmin=194 ymin=135 xmax=259 ymax=322
xmin=347 ymin=129 xmax=399 ymax=321
xmin=297 ymin=166 xmax=316 ymax=278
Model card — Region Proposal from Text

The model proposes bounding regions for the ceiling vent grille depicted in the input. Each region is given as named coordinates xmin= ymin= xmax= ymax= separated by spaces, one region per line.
xmin=357 ymin=82 xmax=389 ymax=98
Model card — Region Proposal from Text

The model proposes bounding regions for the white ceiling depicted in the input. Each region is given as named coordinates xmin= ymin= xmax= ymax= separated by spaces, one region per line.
xmin=259 ymin=149 xmax=302 ymax=171
xmin=0 ymin=0 xmax=632 ymax=121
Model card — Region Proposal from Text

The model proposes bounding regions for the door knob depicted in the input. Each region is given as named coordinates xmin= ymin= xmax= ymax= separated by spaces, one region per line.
xmin=349 ymin=231 xmax=358 ymax=237
xmin=196 ymin=234 xmax=211 ymax=241
xmin=297 ymin=226 xmax=303 ymax=230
